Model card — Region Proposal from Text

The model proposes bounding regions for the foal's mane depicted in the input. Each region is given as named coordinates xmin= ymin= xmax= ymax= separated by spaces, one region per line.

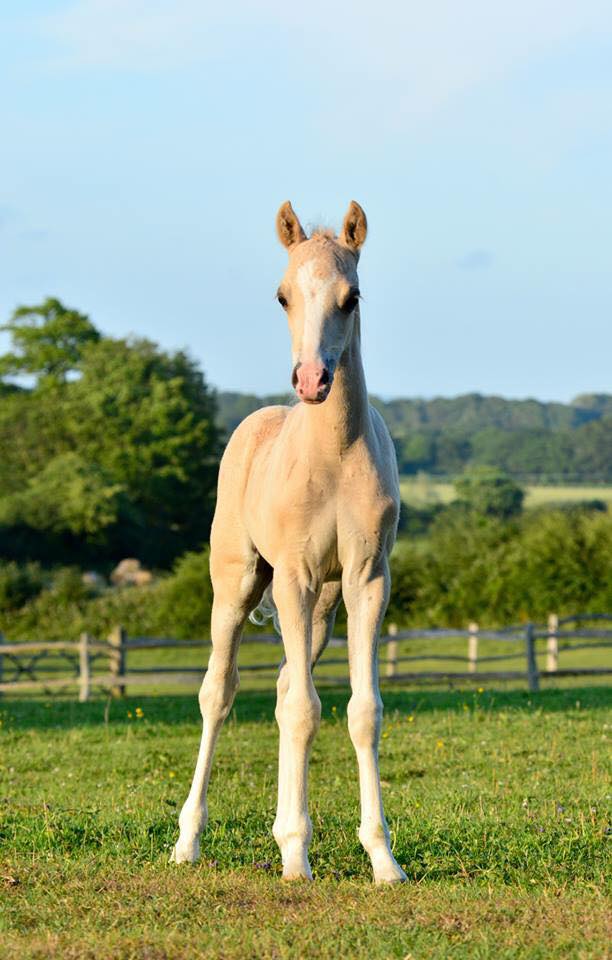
xmin=308 ymin=225 xmax=336 ymax=240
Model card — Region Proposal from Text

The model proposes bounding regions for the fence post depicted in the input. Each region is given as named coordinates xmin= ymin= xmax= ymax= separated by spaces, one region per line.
xmin=546 ymin=613 xmax=559 ymax=673
xmin=79 ymin=632 xmax=91 ymax=703
xmin=108 ymin=625 xmax=126 ymax=698
xmin=525 ymin=622 xmax=540 ymax=692
xmin=385 ymin=623 xmax=398 ymax=679
xmin=468 ymin=621 xmax=479 ymax=674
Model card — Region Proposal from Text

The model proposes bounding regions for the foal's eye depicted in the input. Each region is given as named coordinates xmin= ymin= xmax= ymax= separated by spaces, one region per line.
xmin=277 ymin=293 xmax=288 ymax=309
xmin=342 ymin=294 xmax=359 ymax=313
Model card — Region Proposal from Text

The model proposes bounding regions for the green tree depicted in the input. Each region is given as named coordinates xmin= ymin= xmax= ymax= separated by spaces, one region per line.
xmin=454 ymin=467 xmax=524 ymax=520
xmin=0 ymin=453 xmax=125 ymax=538
xmin=505 ymin=510 xmax=612 ymax=617
xmin=570 ymin=417 xmax=612 ymax=482
xmin=0 ymin=300 xmax=220 ymax=566
xmin=397 ymin=432 xmax=435 ymax=474
xmin=65 ymin=336 xmax=220 ymax=563
xmin=153 ymin=549 xmax=213 ymax=638
xmin=0 ymin=298 xmax=100 ymax=382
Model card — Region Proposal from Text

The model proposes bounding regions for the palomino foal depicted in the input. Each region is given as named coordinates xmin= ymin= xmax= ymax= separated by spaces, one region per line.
xmin=172 ymin=201 xmax=406 ymax=884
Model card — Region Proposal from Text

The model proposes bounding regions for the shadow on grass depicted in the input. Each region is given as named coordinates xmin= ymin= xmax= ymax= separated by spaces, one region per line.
xmin=2 ymin=684 xmax=610 ymax=731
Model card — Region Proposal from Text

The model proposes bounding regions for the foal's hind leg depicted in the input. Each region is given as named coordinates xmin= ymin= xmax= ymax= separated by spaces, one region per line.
xmin=273 ymin=581 xmax=341 ymax=875
xmin=172 ymin=552 xmax=270 ymax=864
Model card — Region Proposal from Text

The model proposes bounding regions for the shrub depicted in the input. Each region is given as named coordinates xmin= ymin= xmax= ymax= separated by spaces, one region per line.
xmin=2 ymin=510 xmax=610 ymax=640
xmin=0 ymin=561 xmax=45 ymax=614
xmin=387 ymin=543 xmax=424 ymax=624
xmin=508 ymin=509 xmax=612 ymax=618
xmin=454 ymin=467 xmax=524 ymax=519
xmin=389 ymin=507 xmax=612 ymax=626
xmin=152 ymin=549 xmax=213 ymax=638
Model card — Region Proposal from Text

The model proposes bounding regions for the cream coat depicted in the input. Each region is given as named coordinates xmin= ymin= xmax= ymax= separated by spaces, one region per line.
xmin=172 ymin=202 xmax=406 ymax=883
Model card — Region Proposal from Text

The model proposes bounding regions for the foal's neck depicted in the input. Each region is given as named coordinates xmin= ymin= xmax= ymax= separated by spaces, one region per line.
xmin=303 ymin=316 xmax=369 ymax=450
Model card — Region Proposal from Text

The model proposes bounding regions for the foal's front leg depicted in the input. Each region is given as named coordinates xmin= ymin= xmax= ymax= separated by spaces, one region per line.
xmin=344 ymin=561 xmax=406 ymax=884
xmin=272 ymin=569 xmax=321 ymax=880
xmin=172 ymin=560 xmax=268 ymax=864
xmin=274 ymin=581 xmax=341 ymax=871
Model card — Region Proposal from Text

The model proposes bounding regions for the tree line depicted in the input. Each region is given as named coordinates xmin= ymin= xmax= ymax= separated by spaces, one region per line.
xmin=217 ymin=391 xmax=612 ymax=482
xmin=0 ymin=297 xmax=610 ymax=592
xmin=2 ymin=473 xmax=610 ymax=639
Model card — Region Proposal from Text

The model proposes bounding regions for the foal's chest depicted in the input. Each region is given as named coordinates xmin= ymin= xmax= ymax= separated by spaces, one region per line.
xmin=252 ymin=444 xmax=397 ymax=573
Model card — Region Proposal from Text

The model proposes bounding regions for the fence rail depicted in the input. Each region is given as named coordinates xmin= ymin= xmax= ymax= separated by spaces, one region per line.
xmin=0 ymin=612 xmax=610 ymax=700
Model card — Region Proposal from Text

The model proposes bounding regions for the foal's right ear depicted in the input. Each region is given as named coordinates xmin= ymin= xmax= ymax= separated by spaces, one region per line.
xmin=276 ymin=201 xmax=307 ymax=251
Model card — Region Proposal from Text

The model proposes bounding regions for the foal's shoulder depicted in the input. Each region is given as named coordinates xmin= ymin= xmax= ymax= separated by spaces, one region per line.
xmin=367 ymin=404 xmax=399 ymax=484
xmin=368 ymin=404 xmax=394 ymax=446
xmin=229 ymin=404 xmax=291 ymax=445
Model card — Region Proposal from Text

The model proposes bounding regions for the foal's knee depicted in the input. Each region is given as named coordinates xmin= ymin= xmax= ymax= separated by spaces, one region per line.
xmin=347 ymin=690 xmax=382 ymax=751
xmin=278 ymin=683 xmax=321 ymax=747
xmin=199 ymin=658 xmax=239 ymax=723
xmin=275 ymin=664 xmax=290 ymax=720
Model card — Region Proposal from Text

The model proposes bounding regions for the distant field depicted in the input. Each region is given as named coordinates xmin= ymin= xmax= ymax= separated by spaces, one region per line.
xmin=400 ymin=478 xmax=612 ymax=510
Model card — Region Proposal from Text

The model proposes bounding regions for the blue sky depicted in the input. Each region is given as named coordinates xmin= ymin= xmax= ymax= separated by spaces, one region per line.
xmin=1 ymin=1 xmax=611 ymax=402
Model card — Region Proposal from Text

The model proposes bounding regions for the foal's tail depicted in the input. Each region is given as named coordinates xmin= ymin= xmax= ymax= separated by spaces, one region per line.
xmin=248 ymin=584 xmax=281 ymax=635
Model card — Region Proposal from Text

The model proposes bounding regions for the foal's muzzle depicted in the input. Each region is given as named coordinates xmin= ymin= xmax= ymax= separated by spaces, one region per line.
xmin=292 ymin=362 xmax=332 ymax=403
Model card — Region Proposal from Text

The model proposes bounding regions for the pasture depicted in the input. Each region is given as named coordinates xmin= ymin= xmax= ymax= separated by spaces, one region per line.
xmin=1 ymin=683 xmax=610 ymax=959
xmin=400 ymin=479 xmax=612 ymax=511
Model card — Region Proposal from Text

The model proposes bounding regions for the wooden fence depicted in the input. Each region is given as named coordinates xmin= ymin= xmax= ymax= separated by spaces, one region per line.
xmin=0 ymin=613 xmax=610 ymax=700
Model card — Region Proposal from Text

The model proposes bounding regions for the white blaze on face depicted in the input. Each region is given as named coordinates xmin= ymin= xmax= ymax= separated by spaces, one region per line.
xmin=295 ymin=260 xmax=338 ymax=366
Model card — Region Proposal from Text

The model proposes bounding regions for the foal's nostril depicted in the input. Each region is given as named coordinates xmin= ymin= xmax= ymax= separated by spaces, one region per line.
xmin=293 ymin=362 xmax=332 ymax=400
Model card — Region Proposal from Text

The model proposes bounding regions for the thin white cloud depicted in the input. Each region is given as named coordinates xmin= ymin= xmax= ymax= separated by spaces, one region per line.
xmin=33 ymin=0 xmax=612 ymax=137
xmin=458 ymin=250 xmax=493 ymax=270
xmin=39 ymin=0 xmax=216 ymax=69
xmin=0 ymin=206 xmax=14 ymax=229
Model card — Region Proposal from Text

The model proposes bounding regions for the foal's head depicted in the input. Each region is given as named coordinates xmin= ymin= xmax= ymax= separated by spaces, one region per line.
xmin=275 ymin=201 xmax=367 ymax=404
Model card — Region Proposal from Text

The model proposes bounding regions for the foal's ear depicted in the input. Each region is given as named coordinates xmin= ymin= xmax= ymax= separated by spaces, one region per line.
xmin=276 ymin=201 xmax=307 ymax=251
xmin=339 ymin=200 xmax=368 ymax=255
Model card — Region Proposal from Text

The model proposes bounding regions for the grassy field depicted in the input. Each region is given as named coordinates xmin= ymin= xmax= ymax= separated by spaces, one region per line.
xmin=1 ymin=684 xmax=610 ymax=959
xmin=400 ymin=478 xmax=612 ymax=510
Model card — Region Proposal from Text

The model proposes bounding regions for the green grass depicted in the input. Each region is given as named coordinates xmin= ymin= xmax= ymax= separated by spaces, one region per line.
xmin=1 ymin=685 xmax=611 ymax=958
xmin=523 ymin=485 xmax=612 ymax=509
xmin=400 ymin=479 xmax=612 ymax=510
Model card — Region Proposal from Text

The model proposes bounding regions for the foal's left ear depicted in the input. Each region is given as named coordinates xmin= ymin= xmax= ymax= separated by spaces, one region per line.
xmin=339 ymin=200 xmax=368 ymax=255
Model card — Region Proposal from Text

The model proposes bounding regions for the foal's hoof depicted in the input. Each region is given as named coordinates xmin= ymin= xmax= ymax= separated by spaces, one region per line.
xmin=170 ymin=839 xmax=200 ymax=864
xmin=373 ymin=861 xmax=407 ymax=885
xmin=279 ymin=840 xmax=313 ymax=881
xmin=282 ymin=868 xmax=313 ymax=882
